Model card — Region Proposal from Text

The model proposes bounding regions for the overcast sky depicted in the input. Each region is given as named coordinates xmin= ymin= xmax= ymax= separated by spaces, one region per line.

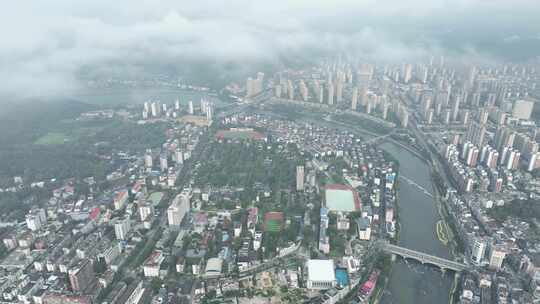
xmin=1 ymin=0 xmax=540 ymax=98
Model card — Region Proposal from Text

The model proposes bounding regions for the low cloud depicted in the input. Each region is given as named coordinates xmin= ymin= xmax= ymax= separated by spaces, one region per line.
xmin=1 ymin=0 xmax=539 ymax=98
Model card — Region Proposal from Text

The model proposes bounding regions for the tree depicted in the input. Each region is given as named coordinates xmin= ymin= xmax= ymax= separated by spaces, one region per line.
xmin=151 ymin=278 xmax=163 ymax=294
xmin=489 ymin=199 xmax=540 ymax=223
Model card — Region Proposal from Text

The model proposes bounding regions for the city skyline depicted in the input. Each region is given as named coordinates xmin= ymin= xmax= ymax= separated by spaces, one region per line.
xmin=2 ymin=0 xmax=540 ymax=99
xmin=1 ymin=1 xmax=540 ymax=304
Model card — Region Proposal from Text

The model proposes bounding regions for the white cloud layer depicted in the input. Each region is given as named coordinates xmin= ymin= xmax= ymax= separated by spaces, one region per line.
xmin=1 ymin=0 xmax=539 ymax=98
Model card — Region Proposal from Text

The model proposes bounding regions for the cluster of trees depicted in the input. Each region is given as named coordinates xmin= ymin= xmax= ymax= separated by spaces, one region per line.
xmin=283 ymin=218 xmax=302 ymax=243
xmin=264 ymin=103 xmax=323 ymax=121
xmin=262 ymin=233 xmax=280 ymax=258
xmin=489 ymin=199 xmax=540 ymax=224
xmin=0 ymin=99 xmax=168 ymax=187
xmin=325 ymin=214 xmax=347 ymax=256
xmin=0 ymin=99 xmax=95 ymax=146
xmin=334 ymin=113 xmax=393 ymax=135
xmin=87 ymin=121 xmax=169 ymax=152
xmin=0 ymin=185 xmax=51 ymax=220
xmin=0 ymin=100 xmax=96 ymax=186
xmin=0 ymin=145 xmax=112 ymax=186
xmin=0 ymin=192 xmax=34 ymax=220
xmin=196 ymin=141 xmax=297 ymax=189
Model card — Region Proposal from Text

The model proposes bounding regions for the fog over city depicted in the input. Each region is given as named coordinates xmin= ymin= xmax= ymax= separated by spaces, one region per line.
xmin=1 ymin=0 xmax=540 ymax=98
xmin=3 ymin=1 xmax=540 ymax=304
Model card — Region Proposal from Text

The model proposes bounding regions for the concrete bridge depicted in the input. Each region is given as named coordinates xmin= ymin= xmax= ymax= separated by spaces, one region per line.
xmin=380 ymin=242 xmax=468 ymax=272
xmin=399 ymin=175 xmax=433 ymax=198
xmin=362 ymin=130 xmax=396 ymax=145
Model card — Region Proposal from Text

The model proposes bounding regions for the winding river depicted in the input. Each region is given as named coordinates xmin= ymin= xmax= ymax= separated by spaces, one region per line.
xmin=193 ymin=104 xmax=454 ymax=303
xmin=258 ymin=110 xmax=456 ymax=303
xmin=379 ymin=142 xmax=453 ymax=304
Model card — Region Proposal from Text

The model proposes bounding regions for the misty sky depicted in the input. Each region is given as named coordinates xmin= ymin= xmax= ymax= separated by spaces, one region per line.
xmin=1 ymin=0 xmax=540 ymax=98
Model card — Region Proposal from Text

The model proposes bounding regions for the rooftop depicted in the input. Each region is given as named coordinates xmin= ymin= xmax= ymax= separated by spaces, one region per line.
xmin=205 ymin=258 xmax=223 ymax=276
xmin=144 ymin=250 xmax=164 ymax=267
xmin=307 ymin=259 xmax=336 ymax=282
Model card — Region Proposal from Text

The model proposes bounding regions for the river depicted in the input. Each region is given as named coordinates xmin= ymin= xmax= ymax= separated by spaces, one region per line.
xmin=379 ymin=142 xmax=454 ymax=304
xmin=216 ymin=106 xmax=455 ymax=303
xmin=46 ymin=87 xmax=224 ymax=107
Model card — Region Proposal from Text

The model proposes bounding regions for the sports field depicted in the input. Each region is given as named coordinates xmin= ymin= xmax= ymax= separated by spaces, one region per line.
xmin=215 ymin=129 xmax=265 ymax=140
xmin=35 ymin=132 xmax=71 ymax=145
xmin=263 ymin=212 xmax=284 ymax=232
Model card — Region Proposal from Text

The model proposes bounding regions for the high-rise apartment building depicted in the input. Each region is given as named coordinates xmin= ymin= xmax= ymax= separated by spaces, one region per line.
xmin=68 ymin=259 xmax=96 ymax=293
xmin=296 ymin=165 xmax=305 ymax=191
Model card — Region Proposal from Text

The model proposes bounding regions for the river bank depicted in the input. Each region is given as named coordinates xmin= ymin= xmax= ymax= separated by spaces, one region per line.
xmin=370 ymin=156 xmax=400 ymax=304
xmin=313 ymin=114 xmax=459 ymax=303
xmin=378 ymin=134 xmax=465 ymax=258
xmin=249 ymin=106 xmax=461 ymax=303
xmin=378 ymin=141 xmax=455 ymax=304
xmin=313 ymin=112 xmax=464 ymax=303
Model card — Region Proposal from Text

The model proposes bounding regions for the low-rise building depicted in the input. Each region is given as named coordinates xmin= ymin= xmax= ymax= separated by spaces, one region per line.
xmin=306 ymin=259 xmax=336 ymax=290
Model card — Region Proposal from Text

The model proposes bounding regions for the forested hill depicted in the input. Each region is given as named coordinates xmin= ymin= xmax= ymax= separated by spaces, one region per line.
xmin=0 ymin=98 xmax=168 ymax=187
xmin=0 ymin=99 xmax=96 ymax=146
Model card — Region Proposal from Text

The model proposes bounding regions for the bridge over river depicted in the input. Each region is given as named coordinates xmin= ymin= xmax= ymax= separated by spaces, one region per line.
xmin=379 ymin=242 xmax=468 ymax=272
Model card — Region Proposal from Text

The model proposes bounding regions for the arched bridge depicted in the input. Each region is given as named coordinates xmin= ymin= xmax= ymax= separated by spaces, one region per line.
xmin=379 ymin=242 xmax=468 ymax=272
